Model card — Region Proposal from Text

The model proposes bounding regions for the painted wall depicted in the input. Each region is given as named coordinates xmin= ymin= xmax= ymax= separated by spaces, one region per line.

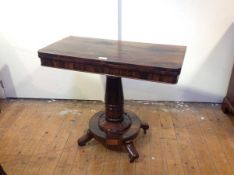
xmin=0 ymin=0 xmax=234 ymax=102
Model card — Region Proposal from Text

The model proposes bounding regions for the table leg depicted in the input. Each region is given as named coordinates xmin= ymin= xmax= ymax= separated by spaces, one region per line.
xmin=124 ymin=141 xmax=139 ymax=163
xmin=141 ymin=121 xmax=149 ymax=134
xmin=0 ymin=164 xmax=7 ymax=175
xmin=78 ymin=129 xmax=93 ymax=146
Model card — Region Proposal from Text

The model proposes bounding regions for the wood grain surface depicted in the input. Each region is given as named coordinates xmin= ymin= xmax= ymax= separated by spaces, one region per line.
xmin=38 ymin=36 xmax=186 ymax=83
xmin=1 ymin=100 xmax=234 ymax=175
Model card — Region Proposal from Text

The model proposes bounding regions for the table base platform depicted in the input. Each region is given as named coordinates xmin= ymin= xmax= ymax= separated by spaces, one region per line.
xmin=77 ymin=76 xmax=149 ymax=162
xmin=78 ymin=111 xmax=149 ymax=162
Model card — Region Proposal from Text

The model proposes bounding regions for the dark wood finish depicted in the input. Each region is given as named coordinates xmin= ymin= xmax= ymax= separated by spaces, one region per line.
xmin=222 ymin=64 xmax=234 ymax=114
xmin=105 ymin=76 xmax=124 ymax=122
xmin=38 ymin=36 xmax=185 ymax=162
xmin=0 ymin=165 xmax=7 ymax=175
xmin=38 ymin=36 xmax=186 ymax=83
xmin=77 ymin=129 xmax=93 ymax=146
xmin=78 ymin=76 xmax=149 ymax=162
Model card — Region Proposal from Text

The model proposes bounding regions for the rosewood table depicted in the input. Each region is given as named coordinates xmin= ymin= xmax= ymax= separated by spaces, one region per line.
xmin=38 ymin=36 xmax=186 ymax=162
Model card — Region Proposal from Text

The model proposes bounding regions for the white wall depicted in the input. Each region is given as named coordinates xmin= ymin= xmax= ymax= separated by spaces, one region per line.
xmin=0 ymin=0 xmax=234 ymax=102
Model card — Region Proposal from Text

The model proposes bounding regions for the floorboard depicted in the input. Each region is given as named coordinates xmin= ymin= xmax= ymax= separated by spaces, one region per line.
xmin=0 ymin=99 xmax=234 ymax=175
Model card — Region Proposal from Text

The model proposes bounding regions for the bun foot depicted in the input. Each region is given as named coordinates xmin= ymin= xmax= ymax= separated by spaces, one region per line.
xmin=124 ymin=141 xmax=139 ymax=163
xmin=141 ymin=121 xmax=149 ymax=134
xmin=78 ymin=129 xmax=93 ymax=146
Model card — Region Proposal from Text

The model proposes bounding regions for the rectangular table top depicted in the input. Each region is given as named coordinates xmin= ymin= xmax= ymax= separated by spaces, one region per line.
xmin=38 ymin=36 xmax=186 ymax=83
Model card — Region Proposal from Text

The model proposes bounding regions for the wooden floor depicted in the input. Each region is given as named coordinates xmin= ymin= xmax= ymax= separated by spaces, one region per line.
xmin=0 ymin=99 xmax=234 ymax=175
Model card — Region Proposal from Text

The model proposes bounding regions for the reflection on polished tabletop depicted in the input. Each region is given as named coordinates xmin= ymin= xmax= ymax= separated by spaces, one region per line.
xmin=39 ymin=36 xmax=186 ymax=83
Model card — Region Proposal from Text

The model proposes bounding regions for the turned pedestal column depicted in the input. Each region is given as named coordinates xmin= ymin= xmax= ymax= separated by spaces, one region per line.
xmin=78 ymin=76 xmax=149 ymax=162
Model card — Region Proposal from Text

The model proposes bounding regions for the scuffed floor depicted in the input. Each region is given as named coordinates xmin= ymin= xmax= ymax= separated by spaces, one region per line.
xmin=0 ymin=99 xmax=234 ymax=175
